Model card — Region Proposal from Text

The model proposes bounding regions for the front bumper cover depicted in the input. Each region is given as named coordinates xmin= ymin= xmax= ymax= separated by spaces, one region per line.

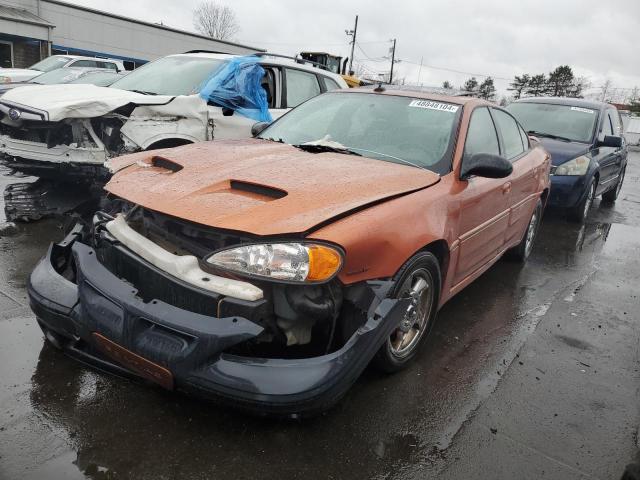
xmin=28 ymin=231 xmax=409 ymax=416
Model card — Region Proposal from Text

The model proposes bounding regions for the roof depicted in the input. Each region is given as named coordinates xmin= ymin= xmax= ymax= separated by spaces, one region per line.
xmin=514 ymin=96 xmax=609 ymax=110
xmin=333 ymin=86 xmax=488 ymax=106
xmin=43 ymin=0 xmax=264 ymax=52
xmin=168 ymin=53 xmax=347 ymax=83
xmin=0 ymin=4 xmax=54 ymax=27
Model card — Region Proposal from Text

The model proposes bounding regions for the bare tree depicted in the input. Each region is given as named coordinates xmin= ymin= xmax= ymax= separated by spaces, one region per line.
xmin=193 ymin=1 xmax=239 ymax=41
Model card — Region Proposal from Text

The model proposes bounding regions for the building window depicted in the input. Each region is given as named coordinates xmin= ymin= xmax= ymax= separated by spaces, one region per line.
xmin=0 ymin=41 xmax=13 ymax=68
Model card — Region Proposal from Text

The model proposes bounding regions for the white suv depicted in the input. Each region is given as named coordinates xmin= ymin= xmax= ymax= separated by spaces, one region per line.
xmin=0 ymin=55 xmax=125 ymax=83
xmin=0 ymin=52 xmax=348 ymax=180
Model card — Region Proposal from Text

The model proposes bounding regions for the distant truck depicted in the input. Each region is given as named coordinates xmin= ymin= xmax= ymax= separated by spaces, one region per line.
xmin=0 ymin=55 xmax=126 ymax=84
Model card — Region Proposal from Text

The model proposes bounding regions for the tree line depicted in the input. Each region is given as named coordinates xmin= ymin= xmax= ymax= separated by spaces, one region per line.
xmin=441 ymin=65 xmax=588 ymax=102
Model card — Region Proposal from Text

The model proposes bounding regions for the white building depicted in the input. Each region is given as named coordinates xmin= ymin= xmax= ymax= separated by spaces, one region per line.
xmin=0 ymin=0 xmax=262 ymax=69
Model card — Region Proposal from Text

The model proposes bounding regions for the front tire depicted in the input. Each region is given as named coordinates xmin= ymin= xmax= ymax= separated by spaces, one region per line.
xmin=507 ymin=199 xmax=542 ymax=262
xmin=602 ymin=166 xmax=625 ymax=203
xmin=568 ymin=178 xmax=596 ymax=223
xmin=372 ymin=252 xmax=441 ymax=373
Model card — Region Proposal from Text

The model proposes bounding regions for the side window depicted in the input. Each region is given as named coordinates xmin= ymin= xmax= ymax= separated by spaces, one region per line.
xmin=601 ymin=113 xmax=614 ymax=136
xmin=261 ymin=68 xmax=276 ymax=109
xmin=518 ymin=125 xmax=530 ymax=150
xmin=285 ymin=68 xmax=321 ymax=108
xmin=72 ymin=60 xmax=98 ymax=68
xmin=609 ymin=110 xmax=622 ymax=136
xmin=100 ymin=62 xmax=117 ymax=71
xmin=492 ymin=109 xmax=525 ymax=160
xmin=463 ymin=107 xmax=500 ymax=161
xmin=321 ymin=76 xmax=341 ymax=92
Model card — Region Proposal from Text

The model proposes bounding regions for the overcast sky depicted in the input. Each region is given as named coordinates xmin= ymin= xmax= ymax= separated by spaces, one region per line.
xmin=67 ymin=0 xmax=640 ymax=99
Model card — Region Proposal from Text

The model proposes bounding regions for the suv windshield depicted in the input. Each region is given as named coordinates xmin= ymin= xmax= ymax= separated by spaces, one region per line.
xmin=506 ymin=102 xmax=598 ymax=143
xmin=31 ymin=68 xmax=88 ymax=85
xmin=259 ymin=92 xmax=460 ymax=174
xmin=109 ymin=55 xmax=227 ymax=96
xmin=29 ymin=56 xmax=72 ymax=72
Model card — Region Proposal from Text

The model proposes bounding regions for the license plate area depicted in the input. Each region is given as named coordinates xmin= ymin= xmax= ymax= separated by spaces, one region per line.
xmin=92 ymin=332 xmax=174 ymax=390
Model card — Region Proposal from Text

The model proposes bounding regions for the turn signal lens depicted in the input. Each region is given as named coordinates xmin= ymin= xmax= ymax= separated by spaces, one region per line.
xmin=206 ymin=243 xmax=343 ymax=283
xmin=307 ymin=245 xmax=343 ymax=281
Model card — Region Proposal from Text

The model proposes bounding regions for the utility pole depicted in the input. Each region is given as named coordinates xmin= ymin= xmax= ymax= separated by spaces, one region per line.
xmin=389 ymin=38 xmax=396 ymax=84
xmin=346 ymin=15 xmax=358 ymax=75
xmin=417 ymin=55 xmax=423 ymax=86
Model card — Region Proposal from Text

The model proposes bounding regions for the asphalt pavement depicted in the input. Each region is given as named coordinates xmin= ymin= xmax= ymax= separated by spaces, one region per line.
xmin=0 ymin=154 xmax=639 ymax=480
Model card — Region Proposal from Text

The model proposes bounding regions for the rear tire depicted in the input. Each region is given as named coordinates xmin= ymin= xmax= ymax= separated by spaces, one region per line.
xmin=568 ymin=178 xmax=596 ymax=223
xmin=506 ymin=199 xmax=542 ymax=262
xmin=372 ymin=252 xmax=441 ymax=373
xmin=602 ymin=166 xmax=625 ymax=204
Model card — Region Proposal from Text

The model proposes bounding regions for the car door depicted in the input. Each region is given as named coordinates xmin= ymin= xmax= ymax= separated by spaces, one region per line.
xmin=208 ymin=65 xmax=287 ymax=140
xmin=491 ymin=108 xmax=539 ymax=246
xmin=593 ymin=109 xmax=619 ymax=192
xmin=453 ymin=107 xmax=512 ymax=285
xmin=283 ymin=67 xmax=323 ymax=109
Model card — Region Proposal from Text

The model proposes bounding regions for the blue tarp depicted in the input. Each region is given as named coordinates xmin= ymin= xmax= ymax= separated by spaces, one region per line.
xmin=199 ymin=56 xmax=272 ymax=123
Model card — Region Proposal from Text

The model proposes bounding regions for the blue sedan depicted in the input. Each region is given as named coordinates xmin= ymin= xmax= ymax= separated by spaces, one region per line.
xmin=507 ymin=97 xmax=627 ymax=222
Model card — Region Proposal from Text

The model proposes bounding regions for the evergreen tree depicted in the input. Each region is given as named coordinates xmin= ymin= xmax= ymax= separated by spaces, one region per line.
xmin=508 ymin=74 xmax=531 ymax=99
xmin=478 ymin=77 xmax=496 ymax=101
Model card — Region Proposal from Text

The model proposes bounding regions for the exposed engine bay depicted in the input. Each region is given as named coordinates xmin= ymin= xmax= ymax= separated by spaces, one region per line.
xmin=55 ymin=198 xmax=377 ymax=359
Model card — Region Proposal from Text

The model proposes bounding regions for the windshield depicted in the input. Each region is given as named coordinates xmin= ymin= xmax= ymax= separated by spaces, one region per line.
xmin=109 ymin=55 xmax=226 ymax=95
xmin=69 ymin=72 xmax=122 ymax=86
xmin=31 ymin=68 xmax=88 ymax=85
xmin=29 ymin=56 xmax=72 ymax=72
xmin=506 ymin=102 xmax=598 ymax=143
xmin=259 ymin=92 xmax=460 ymax=174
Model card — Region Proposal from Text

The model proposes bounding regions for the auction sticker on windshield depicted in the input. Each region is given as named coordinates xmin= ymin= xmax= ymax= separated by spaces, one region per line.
xmin=408 ymin=100 xmax=459 ymax=113
xmin=570 ymin=106 xmax=595 ymax=114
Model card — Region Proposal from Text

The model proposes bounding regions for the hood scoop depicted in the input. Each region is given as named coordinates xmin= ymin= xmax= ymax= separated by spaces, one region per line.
xmin=152 ymin=156 xmax=183 ymax=173
xmin=229 ymin=180 xmax=287 ymax=200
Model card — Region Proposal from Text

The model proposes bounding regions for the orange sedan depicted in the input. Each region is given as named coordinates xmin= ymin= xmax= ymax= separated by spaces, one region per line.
xmin=28 ymin=87 xmax=550 ymax=415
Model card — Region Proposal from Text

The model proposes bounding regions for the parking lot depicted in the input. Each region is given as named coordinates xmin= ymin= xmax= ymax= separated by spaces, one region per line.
xmin=0 ymin=151 xmax=637 ymax=479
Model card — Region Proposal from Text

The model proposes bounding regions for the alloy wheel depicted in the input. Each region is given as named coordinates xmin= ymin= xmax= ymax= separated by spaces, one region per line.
xmin=389 ymin=268 xmax=435 ymax=359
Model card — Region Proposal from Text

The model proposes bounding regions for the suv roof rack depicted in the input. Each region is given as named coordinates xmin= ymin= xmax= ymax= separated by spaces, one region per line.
xmin=183 ymin=50 xmax=230 ymax=55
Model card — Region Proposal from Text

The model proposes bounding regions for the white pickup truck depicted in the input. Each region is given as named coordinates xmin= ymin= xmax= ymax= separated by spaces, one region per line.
xmin=0 ymin=52 xmax=348 ymax=181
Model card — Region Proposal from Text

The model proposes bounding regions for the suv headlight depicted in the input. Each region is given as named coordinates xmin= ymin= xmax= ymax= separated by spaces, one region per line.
xmin=206 ymin=242 xmax=343 ymax=283
xmin=554 ymin=155 xmax=590 ymax=176
xmin=0 ymin=76 xmax=10 ymax=84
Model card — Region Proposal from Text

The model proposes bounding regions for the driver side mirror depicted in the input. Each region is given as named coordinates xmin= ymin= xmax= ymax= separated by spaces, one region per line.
xmin=460 ymin=153 xmax=513 ymax=180
xmin=251 ymin=121 xmax=271 ymax=137
xmin=598 ymin=135 xmax=623 ymax=149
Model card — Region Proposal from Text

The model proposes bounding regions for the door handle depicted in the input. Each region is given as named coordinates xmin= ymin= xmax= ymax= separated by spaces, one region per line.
xmin=502 ymin=182 xmax=512 ymax=194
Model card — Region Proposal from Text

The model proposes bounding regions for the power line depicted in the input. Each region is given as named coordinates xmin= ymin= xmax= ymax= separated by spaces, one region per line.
xmin=396 ymin=59 xmax=511 ymax=81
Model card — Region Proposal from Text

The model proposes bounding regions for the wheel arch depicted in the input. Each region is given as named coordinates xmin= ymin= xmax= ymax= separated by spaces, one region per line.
xmin=416 ymin=239 xmax=450 ymax=289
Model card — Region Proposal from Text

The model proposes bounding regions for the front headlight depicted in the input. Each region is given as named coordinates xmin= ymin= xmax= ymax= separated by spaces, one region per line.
xmin=0 ymin=76 xmax=10 ymax=84
xmin=554 ymin=155 xmax=590 ymax=176
xmin=206 ymin=243 xmax=343 ymax=283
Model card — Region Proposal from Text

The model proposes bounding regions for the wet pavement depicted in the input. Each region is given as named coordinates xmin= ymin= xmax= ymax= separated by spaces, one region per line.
xmin=1 ymin=155 xmax=639 ymax=480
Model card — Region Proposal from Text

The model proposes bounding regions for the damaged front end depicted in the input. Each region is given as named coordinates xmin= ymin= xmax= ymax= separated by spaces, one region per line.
xmin=28 ymin=202 xmax=410 ymax=416
xmin=0 ymin=102 xmax=132 ymax=181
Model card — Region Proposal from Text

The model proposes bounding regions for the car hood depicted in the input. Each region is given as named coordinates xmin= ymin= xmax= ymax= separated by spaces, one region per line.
xmin=538 ymin=137 xmax=591 ymax=166
xmin=106 ymin=139 xmax=440 ymax=236
xmin=0 ymin=84 xmax=175 ymax=121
